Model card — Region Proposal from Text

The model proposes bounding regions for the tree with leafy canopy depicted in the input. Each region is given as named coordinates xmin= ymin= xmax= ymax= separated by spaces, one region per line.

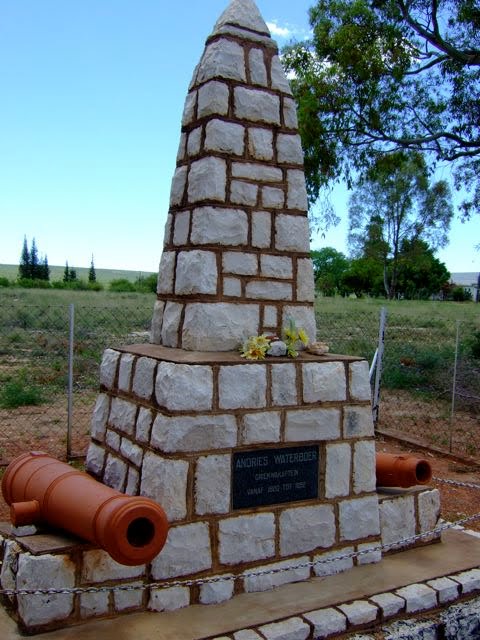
xmin=282 ymin=0 xmax=480 ymax=219
xmin=395 ymin=237 xmax=450 ymax=298
xmin=311 ymin=247 xmax=350 ymax=295
xmin=347 ymin=151 xmax=453 ymax=298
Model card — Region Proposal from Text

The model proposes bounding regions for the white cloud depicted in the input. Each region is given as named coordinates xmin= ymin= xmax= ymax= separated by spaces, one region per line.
xmin=266 ymin=21 xmax=292 ymax=38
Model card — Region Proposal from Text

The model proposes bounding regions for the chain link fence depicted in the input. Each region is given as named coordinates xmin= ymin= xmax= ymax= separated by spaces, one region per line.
xmin=0 ymin=295 xmax=478 ymax=464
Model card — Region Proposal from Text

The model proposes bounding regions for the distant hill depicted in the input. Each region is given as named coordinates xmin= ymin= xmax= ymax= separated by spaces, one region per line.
xmin=0 ymin=264 xmax=155 ymax=285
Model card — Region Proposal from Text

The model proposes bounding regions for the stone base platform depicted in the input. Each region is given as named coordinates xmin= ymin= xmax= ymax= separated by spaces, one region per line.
xmin=1 ymin=529 xmax=480 ymax=639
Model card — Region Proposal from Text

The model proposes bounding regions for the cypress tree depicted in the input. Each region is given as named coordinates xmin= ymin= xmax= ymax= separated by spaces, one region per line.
xmin=30 ymin=238 xmax=40 ymax=279
xmin=88 ymin=255 xmax=97 ymax=283
xmin=63 ymin=262 xmax=70 ymax=283
xmin=18 ymin=236 xmax=30 ymax=279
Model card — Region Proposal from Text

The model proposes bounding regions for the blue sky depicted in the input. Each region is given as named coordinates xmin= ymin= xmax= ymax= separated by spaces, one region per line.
xmin=1 ymin=0 xmax=478 ymax=274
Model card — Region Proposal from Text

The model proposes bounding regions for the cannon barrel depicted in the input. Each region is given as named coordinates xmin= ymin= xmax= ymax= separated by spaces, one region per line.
xmin=376 ymin=452 xmax=432 ymax=488
xmin=1 ymin=452 xmax=169 ymax=566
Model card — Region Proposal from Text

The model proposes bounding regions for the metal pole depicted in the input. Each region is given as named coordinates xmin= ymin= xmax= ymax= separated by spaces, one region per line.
xmin=449 ymin=319 xmax=461 ymax=453
xmin=67 ymin=303 xmax=74 ymax=459
xmin=372 ymin=307 xmax=387 ymax=428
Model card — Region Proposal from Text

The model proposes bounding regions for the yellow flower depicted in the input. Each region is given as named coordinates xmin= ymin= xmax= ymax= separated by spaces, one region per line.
xmin=240 ymin=334 xmax=272 ymax=360
xmin=298 ymin=328 xmax=309 ymax=346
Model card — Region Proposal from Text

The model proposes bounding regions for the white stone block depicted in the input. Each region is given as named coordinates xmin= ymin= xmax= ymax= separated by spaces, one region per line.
xmin=339 ymin=496 xmax=381 ymax=541
xmin=224 ymin=277 xmax=242 ymax=297
xmin=427 ymin=577 xmax=459 ymax=603
xmin=161 ymin=301 xmax=183 ymax=348
xmin=303 ymin=608 xmax=347 ymax=638
xmin=149 ymin=586 xmax=190 ymax=612
xmin=283 ymin=98 xmax=298 ymax=129
xmin=452 ymin=568 xmax=480 ymax=594
xmin=349 ymin=361 xmax=372 ymax=401
xmin=151 ymin=522 xmax=212 ymax=578
xmin=157 ymin=251 xmax=176 ymax=294
xmin=126 ymin=466 xmax=140 ymax=495
xmin=85 ymin=442 xmax=106 ymax=476
xmin=198 ymin=80 xmax=229 ymax=118
xmin=338 ymin=600 xmax=378 ymax=625
xmin=90 ymin=393 xmax=109 ymax=441
xmin=325 ymin=443 xmax=351 ymax=498
xmin=187 ymin=126 xmax=202 ymax=156
xmin=132 ymin=357 xmax=156 ymax=400
xmin=173 ymin=210 xmax=191 ymax=246
xmin=223 ymin=251 xmax=258 ymax=275
xmin=277 ymin=134 xmax=304 ymax=165
xmin=356 ymin=541 xmax=382 ymax=565
xmin=80 ymin=591 xmax=109 ymax=618
xmin=109 ymin=397 xmax=137 ymax=436
xmin=136 ymin=407 xmax=153 ymax=444
xmin=151 ymin=413 xmax=237 ymax=452
xmin=188 ymin=156 xmax=226 ymax=203
xmin=181 ymin=90 xmax=197 ymax=126
xmin=169 ymin=165 xmax=188 ymax=206
xmin=282 ymin=306 xmax=317 ymax=346
xmin=249 ymin=48 xmax=268 ymax=85
xmin=241 ymin=411 xmax=281 ymax=444
xmin=369 ymin=592 xmax=405 ymax=618
xmin=1 ymin=540 xmax=20 ymax=591
xmin=155 ymin=362 xmax=213 ymax=411
xmin=395 ymin=583 xmax=437 ymax=612
xmin=344 ymin=406 xmax=375 ymax=438
xmin=259 ymin=617 xmax=310 ymax=640
xmin=199 ymin=575 xmax=235 ymax=604
xmin=285 ymin=408 xmax=341 ymax=441
xmin=248 ymin=127 xmax=273 ymax=160
xmin=275 ymin=215 xmax=310 ymax=252
xmin=100 ymin=348 xmax=120 ymax=388
xmin=234 ymin=632 xmax=263 ymax=640
xmin=230 ymin=180 xmax=259 ymax=206
xmin=197 ymin=39 xmax=246 ymax=84
xmin=150 ymin=300 xmax=164 ymax=343
xmin=17 ymin=554 xmax=75 ymax=627
xmin=175 ymin=250 xmax=218 ymax=295
xmin=195 ymin=454 xmax=231 ymax=514
xmin=286 ymin=170 xmax=308 ymax=212
xmin=234 ymin=87 xmax=280 ymax=124
xmin=182 ymin=302 xmax=259 ymax=351
xmin=261 ymin=255 xmax=292 ymax=279
xmin=104 ymin=454 xmax=127 ymax=491
xmin=140 ymin=452 xmax=188 ymax=521
xmin=280 ymin=505 xmax=335 ymax=555
xmin=354 ymin=440 xmax=376 ymax=494
xmin=106 ymin=429 xmax=120 ymax=451
xmin=270 ymin=55 xmax=293 ymax=95
xmin=219 ymin=364 xmax=267 ymax=409
xmin=246 ymin=280 xmax=292 ymax=300
xmin=262 ymin=186 xmax=285 ymax=209
xmin=380 ymin=494 xmax=416 ymax=547
xmin=264 ymin=305 xmax=278 ymax=327
xmin=163 ymin=213 xmax=173 ymax=247
xmin=244 ymin=557 xmax=310 ymax=593
xmin=296 ymin=258 xmax=315 ymax=302
xmin=118 ymin=353 xmax=135 ymax=392
xmin=114 ymin=582 xmax=143 ymax=611
xmin=303 ymin=361 xmax=347 ymax=402
xmin=191 ymin=206 xmax=248 ymax=245
xmin=271 ymin=363 xmax=297 ymax=406
xmin=176 ymin=132 xmax=186 ymax=162
xmin=313 ymin=547 xmax=354 ymax=577
xmin=214 ymin=0 xmax=270 ymax=34
xmin=120 ymin=438 xmax=143 ymax=467
xmin=418 ymin=489 xmax=441 ymax=533
xmin=232 ymin=162 xmax=282 ymax=182
xmin=205 ymin=119 xmax=245 ymax=155
xmin=219 ymin=514 xmax=275 ymax=564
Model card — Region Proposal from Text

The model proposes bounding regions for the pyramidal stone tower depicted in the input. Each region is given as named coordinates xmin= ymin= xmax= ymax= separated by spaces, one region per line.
xmin=151 ymin=0 xmax=316 ymax=350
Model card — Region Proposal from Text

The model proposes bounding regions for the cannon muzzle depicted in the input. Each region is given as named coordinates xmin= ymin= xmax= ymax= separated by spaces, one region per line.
xmin=376 ymin=452 xmax=432 ymax=488
xmin=1 ymin=452 xmax=169 ymax=566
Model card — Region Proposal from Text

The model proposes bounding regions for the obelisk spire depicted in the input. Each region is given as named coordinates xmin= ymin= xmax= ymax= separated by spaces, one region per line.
xmin=151 ymin=0 xmax=316 ymax=351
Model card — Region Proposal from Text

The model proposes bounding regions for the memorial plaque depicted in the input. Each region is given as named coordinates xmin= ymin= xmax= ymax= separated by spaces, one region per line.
xmin=232 ymin=445 xmax=319 ymax=509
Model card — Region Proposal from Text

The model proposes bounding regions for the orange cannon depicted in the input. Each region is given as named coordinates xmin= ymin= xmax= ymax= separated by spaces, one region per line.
xmin=376 ymin=452 xmax=432 ymax=488
xmin=1 ymin=452 xmax=169 ymax=566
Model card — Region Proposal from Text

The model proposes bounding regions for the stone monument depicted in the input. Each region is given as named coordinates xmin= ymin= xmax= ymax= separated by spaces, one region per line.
xmin=0 ymin=0 xmax=440 ymax=633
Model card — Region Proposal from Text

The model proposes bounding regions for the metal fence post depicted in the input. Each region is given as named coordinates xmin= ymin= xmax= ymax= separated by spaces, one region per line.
xmin=449 ymin=319 xmax=461 ymax=453
xmin=372 ymin=307 xmax=387 ymax=428
xmin=67 ymin=303 xmax=74 ymax=459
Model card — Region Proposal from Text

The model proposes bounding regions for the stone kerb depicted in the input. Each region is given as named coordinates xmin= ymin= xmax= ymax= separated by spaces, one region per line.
xmin=151 ymin=0 xmax=316 ymax=350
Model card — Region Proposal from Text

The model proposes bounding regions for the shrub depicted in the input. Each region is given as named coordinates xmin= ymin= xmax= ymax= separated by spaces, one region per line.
xmin=452 ymin=286 xmax=473 ymax=302
xmin=0 ymin=277 xmax=9 ymax=287
xmin=109 ymin=278 xmax=136 ymax=292
xmin=0 ymin=372 xmax=44 ymax=409
xmin=16 ymin=278 xmax=51 ymax=289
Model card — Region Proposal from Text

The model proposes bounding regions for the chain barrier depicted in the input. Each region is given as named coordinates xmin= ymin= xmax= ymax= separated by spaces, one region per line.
xmin=0 ymin=476 xmax=479 ymax=597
